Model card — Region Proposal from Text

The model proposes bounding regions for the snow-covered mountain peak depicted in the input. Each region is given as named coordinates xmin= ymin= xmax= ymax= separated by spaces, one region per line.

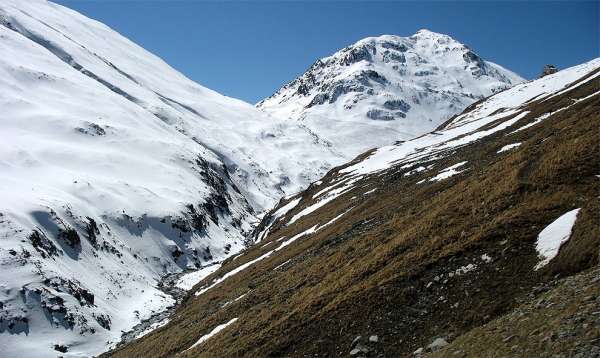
xmin=412 ymin=28 xmax=453 ymax=39
xmin=356 ymin=28 xmax=450 ymax=47
xmin=257 ymin=31 xmax=523 ymax=160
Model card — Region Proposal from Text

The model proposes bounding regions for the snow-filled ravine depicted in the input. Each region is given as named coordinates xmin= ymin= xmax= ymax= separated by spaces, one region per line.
xmin=113 ymin=264 xmax=222 ymax=349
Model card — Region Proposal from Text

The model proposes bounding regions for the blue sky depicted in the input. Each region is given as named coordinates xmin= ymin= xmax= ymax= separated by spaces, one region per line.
xmin=54 ymin=1 xmax=598 ymax=104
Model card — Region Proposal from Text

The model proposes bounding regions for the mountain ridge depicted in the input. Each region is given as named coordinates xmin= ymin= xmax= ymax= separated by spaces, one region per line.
xmin=257 ymin=29 xmax=523 ymax=160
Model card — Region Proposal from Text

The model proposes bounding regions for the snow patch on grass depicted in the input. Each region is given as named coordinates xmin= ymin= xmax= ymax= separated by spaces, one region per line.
xmin=429 ymin=162 xmax=468 ymax=182
xmin=195 ymin=209 xmax=352 ymax=297
xmin=497 ymin=142 xmax=522 ymax=153
xmin=222 ymin=292 xmax=248 ymax=308
xmin=363 ymin=188 xmax=377 ymax=195
xmin=291 ymin=176 xmax=361 ymax=224
xmin=185 ymin=317 xmax=238 ymax=352
xmin=273 ymin=198 xmax=301 ymax=220
xmin=195 ymin=251 xmax=274 ymax=296
xmin=534 ymin=209 xmax=580 ymax=270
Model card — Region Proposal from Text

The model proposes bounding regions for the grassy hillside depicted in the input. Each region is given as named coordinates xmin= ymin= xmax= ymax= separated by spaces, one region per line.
xmin=429 ymin=266 xmax=600 ymax=357
xmin=106 ymin=67 xmax=599 ymax=358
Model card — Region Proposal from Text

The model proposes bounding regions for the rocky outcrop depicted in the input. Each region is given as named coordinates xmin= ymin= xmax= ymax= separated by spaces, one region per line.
xmin=540 ymin=64 xmax=558 ymax=77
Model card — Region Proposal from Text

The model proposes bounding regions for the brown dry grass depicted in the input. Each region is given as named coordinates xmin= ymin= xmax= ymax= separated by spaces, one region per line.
xmin=429 ymin=267 xmax=600 ymax=358
xmin=106 ymin=71 xmax=599 ymax=358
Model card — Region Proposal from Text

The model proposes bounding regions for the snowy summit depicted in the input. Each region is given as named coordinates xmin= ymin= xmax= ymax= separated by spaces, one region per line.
xmin=258 ymin=29 xmax=523 ymax=159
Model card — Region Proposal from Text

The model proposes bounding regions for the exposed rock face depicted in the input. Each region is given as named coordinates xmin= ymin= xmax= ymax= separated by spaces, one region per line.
xmin=427 ymin=337 xmax=449 ymax=351
xmin=540 ymin=64 xmax=559 ymax=77
xmin=257 ymin=30 xmax=524 ymax=159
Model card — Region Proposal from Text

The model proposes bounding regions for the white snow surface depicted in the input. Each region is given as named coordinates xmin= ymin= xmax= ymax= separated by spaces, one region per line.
xmin=258 ymin=30 xmax=523 ymax=161
xmin=135 ymin=318 xmax=170 ymax=340
xmin=0 ymin=0 xmax=338 ymax=356
xmin=255 ymin=197 xmax=302 ymax=243
xmin=175 ymin=264 xmax=222 ymax=291
xmin=272 ymin=198 xmax=302 ymax=220
xmin=534 ymin=209 xmax=581 ymax=270
xmin=429 ymin=161 xmax=467 ymax=182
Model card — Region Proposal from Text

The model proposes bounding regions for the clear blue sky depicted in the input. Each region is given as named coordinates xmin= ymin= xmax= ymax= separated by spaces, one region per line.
xmin=54 ymin=0 xmax=598 ymax=104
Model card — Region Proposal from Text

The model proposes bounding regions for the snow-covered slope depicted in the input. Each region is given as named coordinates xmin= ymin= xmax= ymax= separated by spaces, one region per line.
xmin=0 ymin=0 xmax=343 ymax=211
xmin=338 ymin=58 xmax=599 ymax=178
xmin=0 ymin=0 xmax=340 ymax=356
xmin=257 ymin=30 xmax=523 ymax=158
